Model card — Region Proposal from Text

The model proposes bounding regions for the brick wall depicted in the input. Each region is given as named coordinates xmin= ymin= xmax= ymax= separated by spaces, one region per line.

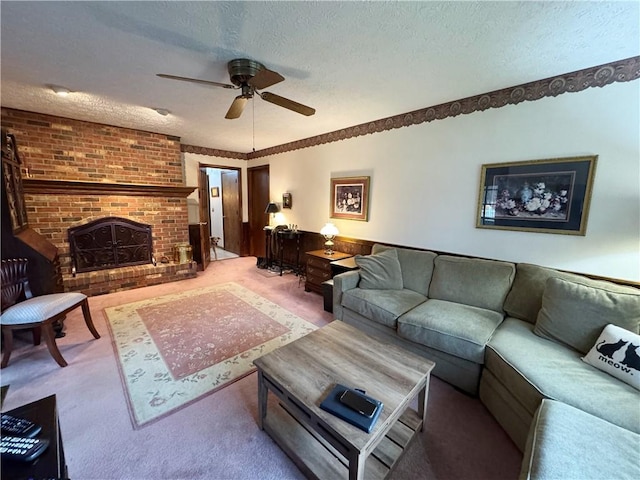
xmin=1 ymin=109 xmax=183 ymax=184
xmin=1 ymin=108 xmax=197 ymax=294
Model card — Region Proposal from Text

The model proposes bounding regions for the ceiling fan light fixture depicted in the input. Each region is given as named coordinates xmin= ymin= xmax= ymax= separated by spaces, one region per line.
xmin=157 ymin=57 xmax=315 ymax=119
xmin=154 ymin=108 xmax=170 ymax=116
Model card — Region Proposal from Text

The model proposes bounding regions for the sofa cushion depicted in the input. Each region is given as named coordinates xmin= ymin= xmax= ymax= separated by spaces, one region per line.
xmin=398 ymin=299 xmax=504 ymax=364
xmin=371 ymin=244 xmax=436 ymax=296
xmin=520 ymin=399 xmax=640 ymax=480
xmin=534 ymin=277 xmax=640 ymax=354
xmin=355 ymin=248 xmax=403 ymax=290
xmin=341 ymin=288 xmax=427 ymax=329
xmin=582 ymin=324 xmax=640 ymax=390
xmin=486 ymin=317 xmax=640 ymax=434
xmin=504 ymin=263 xmax=640 ymax=324
xmin=429 ymin=255 xmax=515 ymax=314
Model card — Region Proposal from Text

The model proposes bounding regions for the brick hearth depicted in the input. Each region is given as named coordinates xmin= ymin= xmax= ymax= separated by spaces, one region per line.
xmin=64 ymin=262 xmax=196 ymax=296
xmin=1 ymin=108 xmax=198 ymax=294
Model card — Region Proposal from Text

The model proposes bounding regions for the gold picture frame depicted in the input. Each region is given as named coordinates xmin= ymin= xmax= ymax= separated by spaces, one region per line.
xmin=330 ymin=176 xmax=370 ymax=221
xmin=476 ymin=155 xmax=597 ymax=235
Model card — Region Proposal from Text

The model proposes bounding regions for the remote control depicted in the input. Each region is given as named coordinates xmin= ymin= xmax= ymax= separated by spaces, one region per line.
xmin=1 ymin=413 xmax=42 ymax=437
xmin=0 ymin=435 xmax=49 ymax=462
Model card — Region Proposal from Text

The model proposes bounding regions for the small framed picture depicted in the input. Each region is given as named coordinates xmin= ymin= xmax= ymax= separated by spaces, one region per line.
xmin=210 ymin=187 xmax=220 ymax=197
xmin=282 ymin=192 xmax=292 ymax=208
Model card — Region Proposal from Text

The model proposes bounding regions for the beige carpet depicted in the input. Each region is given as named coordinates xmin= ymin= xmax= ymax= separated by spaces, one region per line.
xmin=1 ymin=257 xmax=521 ymax=479
xmin=105 ymin=281 xmax=317 ymax=428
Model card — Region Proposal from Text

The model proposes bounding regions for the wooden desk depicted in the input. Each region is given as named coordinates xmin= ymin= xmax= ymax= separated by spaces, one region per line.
xmin=304 ymin=250 xmax=352 ymax=294
xmin=1 ymin=394 xmax=67 ymax=479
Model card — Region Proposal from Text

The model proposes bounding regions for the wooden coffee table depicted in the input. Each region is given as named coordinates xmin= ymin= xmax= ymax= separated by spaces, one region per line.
xmin=254 ymin=320 xmax=435 ymax=480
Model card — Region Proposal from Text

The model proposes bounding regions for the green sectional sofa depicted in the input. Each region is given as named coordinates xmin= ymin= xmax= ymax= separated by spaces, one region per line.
xmin=519 ymin=399 xmax=640 ymax=480
xmin=333 ymin=243 xmax=640 ymax=478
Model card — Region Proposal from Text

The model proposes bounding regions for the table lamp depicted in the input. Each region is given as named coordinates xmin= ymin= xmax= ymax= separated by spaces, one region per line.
xmin=265 ymin=202 xmax=280 ymax=225
xmin=320 ymin=222 xmax=339 ymax=255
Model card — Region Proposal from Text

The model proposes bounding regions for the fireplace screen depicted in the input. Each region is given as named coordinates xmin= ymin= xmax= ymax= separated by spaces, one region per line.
xmin=68 ymin=217 xmax=153 ymax=273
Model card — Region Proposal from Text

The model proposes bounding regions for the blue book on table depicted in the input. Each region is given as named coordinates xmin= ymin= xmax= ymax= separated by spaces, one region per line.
xmin=319 ymin=384 xmax=383 ymax=433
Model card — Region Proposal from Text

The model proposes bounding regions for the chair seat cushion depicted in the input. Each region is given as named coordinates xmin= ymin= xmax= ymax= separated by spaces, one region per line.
xmin=0 ymin=293 xmax=87 ymax=325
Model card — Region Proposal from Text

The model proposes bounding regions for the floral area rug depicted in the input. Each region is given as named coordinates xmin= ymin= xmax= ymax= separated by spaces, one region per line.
xmin=104 ymin=282 xmax=317 ymax=428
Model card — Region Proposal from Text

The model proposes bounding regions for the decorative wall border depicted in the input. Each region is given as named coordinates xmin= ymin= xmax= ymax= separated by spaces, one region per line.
xmin=183 ymin=56 xmax=639 ymax=160
xmin=181 ymin=144 xmax=248 ymax=160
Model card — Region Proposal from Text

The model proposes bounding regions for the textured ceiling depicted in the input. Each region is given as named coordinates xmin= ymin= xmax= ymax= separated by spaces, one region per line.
xmin=1 ymin=1 xmax=638 ymax=153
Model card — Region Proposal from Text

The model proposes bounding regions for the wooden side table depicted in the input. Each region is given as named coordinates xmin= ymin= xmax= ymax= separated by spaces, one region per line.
xmin=330 ymin=256 xmax=359 ymax=276
xmin=321 ymin=257 xmax=360 ymax=313
xmin=304 ymin=250 xmax=352 ymax=294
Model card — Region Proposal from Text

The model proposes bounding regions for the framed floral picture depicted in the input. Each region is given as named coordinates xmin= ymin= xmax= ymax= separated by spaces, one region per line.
xmin=330 ymin=176 xmax=370 ymax=221
xmin=476 ymin=156 xmax=597 ymax=235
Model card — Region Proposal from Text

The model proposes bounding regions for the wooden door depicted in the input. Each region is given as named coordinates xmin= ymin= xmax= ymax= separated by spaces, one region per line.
xmin=247 ymin=165 xmax=270 ymax=258
xmin=198 ymin=168 xmax=211 ymax=270
xmin=221 ymin=170 xmax=242 ymax=255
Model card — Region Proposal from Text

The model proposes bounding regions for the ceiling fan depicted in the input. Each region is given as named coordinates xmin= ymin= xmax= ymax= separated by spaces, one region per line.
xmin=157 ymin=58 xmax=316 ymax=119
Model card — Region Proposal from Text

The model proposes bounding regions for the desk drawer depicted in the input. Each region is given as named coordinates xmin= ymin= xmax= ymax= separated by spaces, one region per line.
xmin=307 ymin=256 xmax=331 ymax=271
xmin=307 ymin=267 xmax=331 ymax=283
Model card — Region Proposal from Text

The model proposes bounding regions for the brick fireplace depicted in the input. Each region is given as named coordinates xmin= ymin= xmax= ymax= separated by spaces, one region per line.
xmin=1 ymin=108 xmax=198 ymax=295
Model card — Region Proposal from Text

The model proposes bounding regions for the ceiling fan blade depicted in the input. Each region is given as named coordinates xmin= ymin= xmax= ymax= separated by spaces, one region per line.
xmin=156 ymin=73 xmax=236 ymax=89
xmin=260 ymin=92 xmax=316 ymax=116
xmin=249 ymin=68 xmax=284 ymax=90
xmin=225 ymin=96 xmax=249 ymax=119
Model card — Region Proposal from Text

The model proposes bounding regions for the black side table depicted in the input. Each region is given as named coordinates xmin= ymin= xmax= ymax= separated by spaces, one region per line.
xmin=1 ymin=394 xmax=67 ymax=480
xmin=277 ymin=230 xmax=303 ymax=276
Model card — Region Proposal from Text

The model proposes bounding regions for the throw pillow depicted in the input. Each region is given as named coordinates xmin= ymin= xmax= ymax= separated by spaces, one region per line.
xmin=534 ymin=277 xmax=640 ymax=354
xmin=355 ymin=248 xmax=403 ymax=290
xmin=582 ymin=324 xmax=640 ymax=390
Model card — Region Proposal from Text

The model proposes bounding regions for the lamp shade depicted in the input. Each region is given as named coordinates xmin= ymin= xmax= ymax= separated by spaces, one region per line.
xmin=320 ymin=222 xmax=339 ymax=255
xmin=265 ymin=202 xmax=280 ymax=214
xmin=320 ymin=223 xmax=339 ymax=237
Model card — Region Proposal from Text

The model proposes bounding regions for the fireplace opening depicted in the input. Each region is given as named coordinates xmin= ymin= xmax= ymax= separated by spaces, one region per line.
xmin=68 ymin=217 xmax=153 ymax=274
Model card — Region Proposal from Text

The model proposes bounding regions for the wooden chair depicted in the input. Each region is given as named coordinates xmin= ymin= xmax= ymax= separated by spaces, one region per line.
xmin=0 ymin=258 xmax=100 ymax=368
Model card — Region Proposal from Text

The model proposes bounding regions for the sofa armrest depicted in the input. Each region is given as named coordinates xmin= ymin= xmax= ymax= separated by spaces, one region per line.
xmin=332 ymin=270 xmax=360 ymax=319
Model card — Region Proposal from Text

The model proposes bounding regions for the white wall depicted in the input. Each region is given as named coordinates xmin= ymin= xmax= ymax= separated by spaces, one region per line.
xmin=183 ymin=153 xmax=249 ymax=222
xmin=261 ymin=81 xmax=639 ymax=281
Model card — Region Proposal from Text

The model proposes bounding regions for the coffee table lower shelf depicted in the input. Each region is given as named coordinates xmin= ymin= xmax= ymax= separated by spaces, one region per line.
xmin=264 ymin=401 xmax=423 ymax=480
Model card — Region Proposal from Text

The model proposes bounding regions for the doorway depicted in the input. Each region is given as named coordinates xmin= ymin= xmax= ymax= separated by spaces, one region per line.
xmin=202 ymin=166 xmax=242 ymax=259
xmin=247 ymin=165 xmax=270 ymax=258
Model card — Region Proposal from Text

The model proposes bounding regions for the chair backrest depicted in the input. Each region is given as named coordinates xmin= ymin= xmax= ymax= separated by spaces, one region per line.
xmin=1 ymin=258 xmax=33 ymax=311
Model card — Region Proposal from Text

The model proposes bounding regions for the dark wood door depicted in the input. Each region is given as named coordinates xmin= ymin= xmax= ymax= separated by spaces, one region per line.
xmin=221 ymin=170 xmax=241 ymax=255
xmin=248 ymin=165 xmax=270 ymax=258
xmin=197 ymin=168 xmax=211 ymax=270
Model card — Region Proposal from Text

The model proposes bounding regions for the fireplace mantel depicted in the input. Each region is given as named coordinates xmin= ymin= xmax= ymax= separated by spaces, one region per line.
xmin=23 ymin=179 xmax=197 ymax=197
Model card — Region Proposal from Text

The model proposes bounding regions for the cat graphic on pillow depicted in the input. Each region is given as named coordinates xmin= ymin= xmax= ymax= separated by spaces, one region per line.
xmin=621 ymin=343 xmax=640 ymax=371
xmin=596 ymin=338 xmax=627 ymax=359
xmin=583 ymin=324 xmax=640 ymax=390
